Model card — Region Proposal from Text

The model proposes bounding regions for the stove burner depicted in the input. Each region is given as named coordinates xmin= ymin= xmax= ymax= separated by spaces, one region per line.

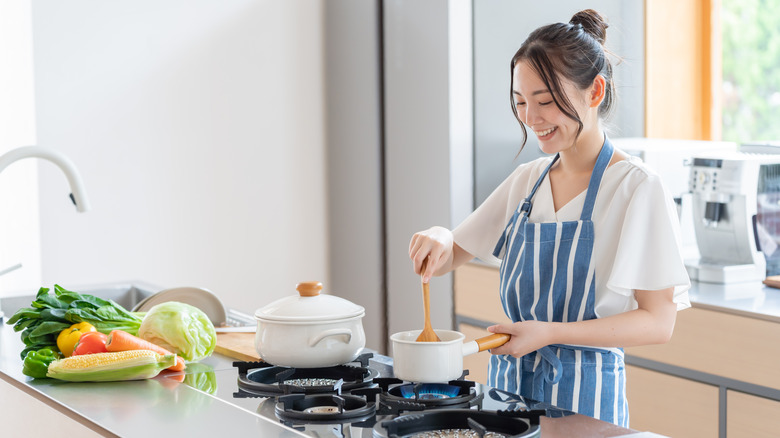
xmin=303 ymin=406 xmax=341 ymax=414
xmin=409 ymin=430 xmax=507 ymax=438
xmin=399 ymin=384 xmax=461 ymax=400
xmin=377 ymin=409 xmax=543 ymax=438
xmin=274 ymin=389 xmax=380 ymax=422
xmin=233 ymin=352 xmax=378 ymax=396
xmin=376 ymin=378 xmax=482 ymax=412
xmin=284 ymin=378 xmax=340 ymax=387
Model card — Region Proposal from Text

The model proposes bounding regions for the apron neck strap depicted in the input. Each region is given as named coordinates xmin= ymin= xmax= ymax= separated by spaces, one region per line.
xmin=580 ymin=135 xmax=614 ymax=221
xmin=520 ymin=154 xmax=560 ymax=215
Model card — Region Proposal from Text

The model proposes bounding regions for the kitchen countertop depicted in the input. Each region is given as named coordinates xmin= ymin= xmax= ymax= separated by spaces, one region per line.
xmin=688 ymin=280 xmax=780 ymax=322
xmin=10 ymin=276 xmax=779 ymax=437
xmin=0 ymin=312 xmax=644 ymax=438
xmin=0 ymin=319 xmax=306 ymax=437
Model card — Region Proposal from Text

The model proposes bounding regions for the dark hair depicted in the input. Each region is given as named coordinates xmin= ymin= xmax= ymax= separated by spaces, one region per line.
xmin=510 ymin=9 xmax=616 ymax=150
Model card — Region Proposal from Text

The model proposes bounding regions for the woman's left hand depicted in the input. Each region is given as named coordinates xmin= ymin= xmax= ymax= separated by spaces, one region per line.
xmin=486 ymin=321 xmax=554 ymax=358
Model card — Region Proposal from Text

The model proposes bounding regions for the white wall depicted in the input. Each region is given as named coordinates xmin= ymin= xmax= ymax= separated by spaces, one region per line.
xmin=31 ymin=1 xmax=329 ymax=316
xmin=0 ymin=0 xmax=42 ymax=296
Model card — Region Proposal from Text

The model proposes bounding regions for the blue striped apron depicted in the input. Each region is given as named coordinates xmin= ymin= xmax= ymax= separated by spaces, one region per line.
xmin=488 ymin=137 xmax=628 ymax=427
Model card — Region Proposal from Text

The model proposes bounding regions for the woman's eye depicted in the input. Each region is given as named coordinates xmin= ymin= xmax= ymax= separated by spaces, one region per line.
xmin=539 ymin=101 xmax=553 ymax=106
xmin=515 ymin=102 xmax=526 ymax=107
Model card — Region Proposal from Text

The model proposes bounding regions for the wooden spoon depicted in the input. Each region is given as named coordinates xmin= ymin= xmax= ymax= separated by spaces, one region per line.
xmin=416 ymin=257 xmax=442 ymax=342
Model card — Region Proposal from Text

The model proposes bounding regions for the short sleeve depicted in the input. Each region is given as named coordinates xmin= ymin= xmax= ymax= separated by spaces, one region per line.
xmin=606 ymin=174 xmax=691 ymax=310
xmin=453 ymin=164 xmax=533 ymax=265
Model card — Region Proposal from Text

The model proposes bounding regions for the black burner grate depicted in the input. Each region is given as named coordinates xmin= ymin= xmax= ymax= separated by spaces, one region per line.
xmin=375 ymin=377 xmax=482 ymax=413
xmin=377 ymin=409 xmax=544 ymax=438
xmin=274 ymin=387 xmax=381 ymax=422
xmin=233 ymin=352 xmax=378 ymax=397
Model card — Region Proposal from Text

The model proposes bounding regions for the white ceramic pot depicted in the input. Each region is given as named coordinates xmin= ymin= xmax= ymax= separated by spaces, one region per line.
xmin=254 ymin=281 xmax=366 ymax=368
xmin=390 ymin=329 xmax=510 ymax=382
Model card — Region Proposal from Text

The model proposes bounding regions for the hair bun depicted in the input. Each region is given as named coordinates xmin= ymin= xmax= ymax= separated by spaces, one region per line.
xmin=570 ymin=9 xmax=608 ymax=45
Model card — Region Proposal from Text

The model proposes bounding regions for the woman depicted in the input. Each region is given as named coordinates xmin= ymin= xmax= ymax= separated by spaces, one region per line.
xmin=408 ymin=9 xmax=690 ymax=427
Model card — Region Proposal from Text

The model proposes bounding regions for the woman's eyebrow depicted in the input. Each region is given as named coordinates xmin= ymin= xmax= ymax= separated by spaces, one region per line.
xmin=513 ymin=89 xmax=551 ymax=97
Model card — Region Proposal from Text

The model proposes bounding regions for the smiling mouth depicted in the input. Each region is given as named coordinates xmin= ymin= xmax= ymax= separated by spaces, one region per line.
xmin=534 ymin=126 xmax=557 ymax=137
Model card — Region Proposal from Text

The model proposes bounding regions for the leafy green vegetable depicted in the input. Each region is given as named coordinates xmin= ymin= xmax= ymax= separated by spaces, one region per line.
xmin=137 ymin=302 xmax=216 ymax=362
xmin=5 ymin=285 xmax=145 ymax=359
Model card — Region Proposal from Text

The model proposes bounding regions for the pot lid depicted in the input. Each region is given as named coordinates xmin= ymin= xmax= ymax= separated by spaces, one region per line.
xmin=254 ymin=282 xmax=365 ymax=322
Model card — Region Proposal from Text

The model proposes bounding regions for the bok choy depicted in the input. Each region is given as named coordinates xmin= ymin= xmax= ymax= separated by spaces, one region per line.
xmin=5 ymin=285 xmax=145 ymax=359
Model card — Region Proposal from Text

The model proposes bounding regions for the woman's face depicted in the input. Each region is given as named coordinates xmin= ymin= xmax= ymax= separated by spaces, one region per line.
xmin=512 ymin=61 xmax=594 ymax=155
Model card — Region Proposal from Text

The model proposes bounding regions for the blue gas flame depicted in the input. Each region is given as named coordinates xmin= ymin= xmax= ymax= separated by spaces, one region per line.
xmin=399 ymin=384 xmax=461 ymax=399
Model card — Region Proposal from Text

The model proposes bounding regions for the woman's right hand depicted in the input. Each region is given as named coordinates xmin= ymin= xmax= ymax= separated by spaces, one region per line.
xmin=409 ymin=226 xmax=454 ymax=283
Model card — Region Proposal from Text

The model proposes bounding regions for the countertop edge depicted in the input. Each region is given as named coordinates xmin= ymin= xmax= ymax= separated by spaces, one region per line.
xmin=0 ymin=370 xmax=120 ymax=437
xmin=690 ymin=301 xmax=780 ymax=323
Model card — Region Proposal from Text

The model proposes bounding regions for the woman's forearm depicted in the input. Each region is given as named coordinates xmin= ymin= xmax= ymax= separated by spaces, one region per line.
xmin=549 ymin=305 xmax=675 ymax=348
xmin=551 ymin=288 xmax=677 ymax=348
xmin=488 ymin=288 xmax=678 ymax=357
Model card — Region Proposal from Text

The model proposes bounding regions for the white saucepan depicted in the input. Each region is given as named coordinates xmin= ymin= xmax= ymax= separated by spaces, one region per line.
xmin=254 ymin=281 xmax=366 ymax=368
xmin=390 ymin=329 xmax=510 ymax=382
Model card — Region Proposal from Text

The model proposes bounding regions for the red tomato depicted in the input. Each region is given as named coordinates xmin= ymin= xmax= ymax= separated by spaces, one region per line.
xmin=72 ymin=331 xmax=108 ymax=356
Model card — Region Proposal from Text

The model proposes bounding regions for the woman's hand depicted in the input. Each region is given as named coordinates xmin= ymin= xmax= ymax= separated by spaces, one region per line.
xmin=486 ymin=321 xmax=555 ymax=358
xmin=409 ymin=226 xmax=454 ymax=283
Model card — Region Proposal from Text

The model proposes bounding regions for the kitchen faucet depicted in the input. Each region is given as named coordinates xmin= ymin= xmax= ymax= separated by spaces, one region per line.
xmin=0 ymin=146 xmax=91 ymax=320
xmin=0 ymin=146 xmax=91 ymax=212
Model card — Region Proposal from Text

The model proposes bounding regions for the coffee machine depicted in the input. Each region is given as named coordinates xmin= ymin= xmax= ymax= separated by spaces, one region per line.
xmin=685 ymin=152 xmax=780 ymax=283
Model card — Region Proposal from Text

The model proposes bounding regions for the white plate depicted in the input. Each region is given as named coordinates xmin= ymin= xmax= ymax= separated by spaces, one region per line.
xmin=132 ymin=286 xmax=227 ymax=326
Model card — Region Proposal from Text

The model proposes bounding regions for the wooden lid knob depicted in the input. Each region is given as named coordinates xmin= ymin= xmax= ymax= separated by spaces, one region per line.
xmin=296 ymin=282 xmax=323 ymax=297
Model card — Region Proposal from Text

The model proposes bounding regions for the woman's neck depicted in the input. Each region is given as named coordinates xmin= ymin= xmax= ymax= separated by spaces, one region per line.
xmin=556 ymin=128 xmax=605 ymax=174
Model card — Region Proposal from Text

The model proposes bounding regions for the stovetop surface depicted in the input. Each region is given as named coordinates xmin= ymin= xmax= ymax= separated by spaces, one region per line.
xmin=174 ymin=352 xmax=634 ymax=438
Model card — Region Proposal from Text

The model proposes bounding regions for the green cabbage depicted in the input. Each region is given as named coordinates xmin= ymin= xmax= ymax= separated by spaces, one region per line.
xmin=137 ymin=302 xmax=216 ymax=361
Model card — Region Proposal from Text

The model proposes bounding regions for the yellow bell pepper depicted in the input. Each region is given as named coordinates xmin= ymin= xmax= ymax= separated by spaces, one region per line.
xmin=57 ymin=322 xmax=96 ymax=357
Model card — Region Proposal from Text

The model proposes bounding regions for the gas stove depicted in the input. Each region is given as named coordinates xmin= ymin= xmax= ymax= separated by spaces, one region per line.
xmin=228 ymin=352 xmax=552 ymax=437
xmin=171 ymin=350 xmax=636 ymax=437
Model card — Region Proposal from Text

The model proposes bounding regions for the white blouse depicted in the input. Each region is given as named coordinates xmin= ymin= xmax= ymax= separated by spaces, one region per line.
xmin=453 ymin=154 xmax=691 ymax=318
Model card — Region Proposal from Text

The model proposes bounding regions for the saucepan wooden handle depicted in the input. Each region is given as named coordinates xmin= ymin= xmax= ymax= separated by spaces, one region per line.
xmin=475 ymin=333 xmax=511 ymax=352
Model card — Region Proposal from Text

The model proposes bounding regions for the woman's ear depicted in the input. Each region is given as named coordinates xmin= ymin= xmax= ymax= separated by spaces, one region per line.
xmin=589 ymin=75 xmax=606 ymax=108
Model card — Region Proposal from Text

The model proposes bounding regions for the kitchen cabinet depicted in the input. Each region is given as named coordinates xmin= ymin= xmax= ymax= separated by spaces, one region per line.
xmin=453 ymin=262 xmax=512 ymax=385
xmin=453 ymin=262 xmax=508 ymax=325
xmin=626 ymin=307 xmax=780 ymax=391
xmin=459 ymin=323 xmax=492 ymax=385
xmin=452 ymin=261 xmax=780 ymax=437
xmin=0 ymin=377 xmax=103 ymax=437
xmin=625 ymin=365 xmax=719 ymax=437
xmin=727 ymin=390 xmax=780 ymax=438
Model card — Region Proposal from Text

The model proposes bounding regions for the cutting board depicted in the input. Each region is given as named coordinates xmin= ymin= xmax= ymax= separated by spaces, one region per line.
xmin=215 ymin=333 xmax=262 ymax=362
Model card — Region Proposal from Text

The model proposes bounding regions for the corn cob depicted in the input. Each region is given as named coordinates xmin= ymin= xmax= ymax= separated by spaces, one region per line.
xmin=46 ymin=350 xmax=176 ymax=382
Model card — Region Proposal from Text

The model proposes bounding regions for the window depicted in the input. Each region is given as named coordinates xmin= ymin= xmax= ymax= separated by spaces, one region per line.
xmin=646 ymin=0 xmax=780 ymax=143
xmin=721 ymin=0 xmax=780 ymax=143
